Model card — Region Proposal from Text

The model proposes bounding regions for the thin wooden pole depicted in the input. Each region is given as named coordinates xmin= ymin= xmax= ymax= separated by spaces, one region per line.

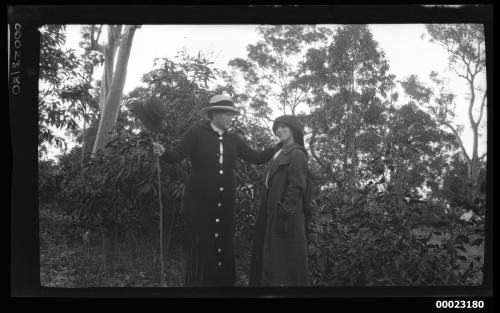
xmin=155 ymin=133 xmax=166 ymax=287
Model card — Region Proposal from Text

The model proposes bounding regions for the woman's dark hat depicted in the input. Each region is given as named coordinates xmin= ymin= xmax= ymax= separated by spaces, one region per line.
xmin=201 ymin=94 xmax=241 ymax=115
xmin=273 ymin=115 xmax=304 ymax=135
xmin=273 ymin=115 xmax=305 ymax=146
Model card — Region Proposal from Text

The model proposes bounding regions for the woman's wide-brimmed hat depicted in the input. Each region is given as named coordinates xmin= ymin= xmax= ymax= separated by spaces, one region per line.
xmin=272 ymin=115 xmax=305 ymax=147
xmin=200 ymin=94 xmax=241 ymax=115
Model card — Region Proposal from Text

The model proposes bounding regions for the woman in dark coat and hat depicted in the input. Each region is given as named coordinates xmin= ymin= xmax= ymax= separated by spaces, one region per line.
xmin=249 ymin=115 xmax=310 ymax=286
xmin=153 ymin=95 xmax=282 ymax=287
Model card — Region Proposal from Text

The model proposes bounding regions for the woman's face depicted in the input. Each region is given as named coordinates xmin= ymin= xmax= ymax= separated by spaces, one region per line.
xmin=212 ymin=111 xmax=236 ymax=130
xmin=276 ymin=123 xmax=294 ymax=143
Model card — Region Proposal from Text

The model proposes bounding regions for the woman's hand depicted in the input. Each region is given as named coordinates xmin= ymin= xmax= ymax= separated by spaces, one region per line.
xmin=276 ymin=202 xmax=294 ymax=219
xmin=153 ymin=142 xmax=165 ymax=156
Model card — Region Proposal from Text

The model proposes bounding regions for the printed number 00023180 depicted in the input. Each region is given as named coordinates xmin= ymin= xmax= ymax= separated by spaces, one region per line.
xmin=435 ymin=300 xmax=484 ymax=309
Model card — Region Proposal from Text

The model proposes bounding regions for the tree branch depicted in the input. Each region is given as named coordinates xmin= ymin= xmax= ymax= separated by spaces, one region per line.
xmin=309 ymin=128 xmax=333 ymax=176
xmin=443 ymin=121 xmax=471 ymax=164
xmin=290 ymin=88 xmax=305 ymax=115
xmin=475 ymin=40 xmax=485 ymax=75
xmin=88 ymin=25 xmax=105 ymax=53
xmin=477 ymin=91 xmax=487 ymax=126
xmin=468 ymin=75 xmax=477 ymax=128
xmin=452 ymin=66 xmax=468 ymax=80
xmin=269 ymin=90 xmax=281 ymax=99
xmin=470 ymin=39 xmax=484 ymax=77
xmin=461 ymin=50 xmax=474 ymax=79
xmin=473 ymin=52 xmax=480 ymax=76
xmin=95 ymin=25 xmax=103 ymax=46
xmin=445 ymin=45 xmax=462 ymax=64
xmin=111 ymin=25 xmax=120 ymax=42
xmin=258 ymin=117 xmax=275 ymax=138
xmin=90 ymin=24 xmax=95 ymax=46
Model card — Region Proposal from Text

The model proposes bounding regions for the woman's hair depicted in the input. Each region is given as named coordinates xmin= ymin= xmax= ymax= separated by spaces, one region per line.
xmin=277 ymin=122 xmax=304 ymax=147
xmin=291 ymin=127 xmax=305 ymax=147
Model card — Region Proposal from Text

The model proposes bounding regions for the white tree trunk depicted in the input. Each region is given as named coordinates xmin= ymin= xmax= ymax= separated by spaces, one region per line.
xmin=92 ymin=25 xmax=138 ymax=154
xmin=98 ymin=25 xmax=121 ymax=112
xmin=82 ymin=25 xmax=119 ymax=160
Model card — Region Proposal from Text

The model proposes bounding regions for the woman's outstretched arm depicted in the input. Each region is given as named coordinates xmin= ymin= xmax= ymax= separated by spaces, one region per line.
xmin=237 ymin=136 xmax=282 ymax=165
xmin=159 ymin=126 xmax=198 ymax=163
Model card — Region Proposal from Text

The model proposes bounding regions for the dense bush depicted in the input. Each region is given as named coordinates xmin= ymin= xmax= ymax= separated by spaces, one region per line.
xmin=306 ymin=180 xmax=485 ymax=286
xmin=39 ymin=159 xmax=62 ymax=205
xmin=52 ymin=113 xmax=186 ymax=256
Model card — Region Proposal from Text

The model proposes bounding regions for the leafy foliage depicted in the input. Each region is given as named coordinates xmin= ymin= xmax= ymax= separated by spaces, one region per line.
xmin=39 ymin=25 xmax=95 ymax=156
xmin=303 ymin=24 xmax=397 ymax=201
xmin=425 ymin=24 xmax=486 ymax=71
xmin=308 ymin=183 xmax=485 ymax=286
xmin=230 ymin=25 xmax=334 ymax=118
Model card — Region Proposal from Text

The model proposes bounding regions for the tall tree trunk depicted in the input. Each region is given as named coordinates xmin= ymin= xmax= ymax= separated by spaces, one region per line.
xmin=470 ymin=123 xmax=480 ymax=199
xmin=92 ymin=25 xmax=138 ymax=154
xmin=99 ymin=25 xmax=121 ymax=112
xmin=81 ymin=117 xmax=99 ymax=163
xmin=463 ymin=73 xmax=484 ymax=200
xmin=81 ymin=25 xmax=115 ymax=164
xmin=81 ymin=29 xmax=115 ymax=161
xmin=90 ymin=25 xmax=139 ymax=266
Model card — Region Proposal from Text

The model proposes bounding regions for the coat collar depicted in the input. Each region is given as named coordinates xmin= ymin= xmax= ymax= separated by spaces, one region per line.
xmin=198 ymin=120 xmax=232 ymax=135
xmin=266 ymin=143 xmax=306 ymax=183
xmin=210 ymin=122 xmax=225 ymax=135
xmin=280 ymin=142 xmax=306 ymax=155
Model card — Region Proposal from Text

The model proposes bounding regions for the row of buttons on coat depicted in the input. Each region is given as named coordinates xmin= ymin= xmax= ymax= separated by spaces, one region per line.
xmin=215 ymin=224 xmax=222 ymax=267
xmin=217 ymin=135 xmax=224 ymax=267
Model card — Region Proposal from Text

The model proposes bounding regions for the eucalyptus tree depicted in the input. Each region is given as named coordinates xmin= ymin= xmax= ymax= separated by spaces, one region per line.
xmin=303 ymin=24 xmax=396 ymax=201
xmin=424 ymin=24 xmax=487 ymax=197
xmin=229 ymin=25 xmax=333 ymax=126
xmin=68 ymin=24 xmax=141 ymax=266
xmin=79 ymin=25 xmax=104 ymax=161
xmin=88 ymin=25 xmax=141 ymax=155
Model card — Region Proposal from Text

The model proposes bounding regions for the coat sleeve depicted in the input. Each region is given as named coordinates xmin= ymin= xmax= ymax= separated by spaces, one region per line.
xmin=237 ymin=137 xmax=283 ymax=165
xmin=160 ymin=126 xmax=197 ymax=163
xmin=277 ymin=149 xmax=307 ymax=218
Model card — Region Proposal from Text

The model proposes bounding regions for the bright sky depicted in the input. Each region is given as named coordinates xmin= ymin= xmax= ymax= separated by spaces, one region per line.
xmin=57 ymin=24 xmax=486 ymax=159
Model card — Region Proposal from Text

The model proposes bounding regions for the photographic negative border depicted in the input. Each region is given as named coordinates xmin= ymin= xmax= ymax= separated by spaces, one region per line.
xmin=9 ymin=3 xmax=494 ymax=302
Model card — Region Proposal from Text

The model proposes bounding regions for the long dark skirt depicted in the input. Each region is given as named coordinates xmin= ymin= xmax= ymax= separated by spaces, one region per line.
xmin=249 ymin=192 xmax=268 ymax=286
xmin=184 ymin=229 xmax=235 ymax=287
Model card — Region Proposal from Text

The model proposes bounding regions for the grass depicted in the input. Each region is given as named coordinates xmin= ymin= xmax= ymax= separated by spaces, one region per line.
xmin=40 ymin=207 xmax=185 ymax=287
xmin=40 ymin=231 xmax=186 ymax=287
xmin=39 ymin=206 xmax=252 ymax=287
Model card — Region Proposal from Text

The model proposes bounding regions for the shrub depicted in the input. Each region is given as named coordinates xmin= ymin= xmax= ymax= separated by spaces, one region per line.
xmin=307 ymin=181 xmax=485 ymax=286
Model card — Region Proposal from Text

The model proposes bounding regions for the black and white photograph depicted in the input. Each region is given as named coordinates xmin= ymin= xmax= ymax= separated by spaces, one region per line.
xmin=10 ymin=4 xmax=493 ymax=302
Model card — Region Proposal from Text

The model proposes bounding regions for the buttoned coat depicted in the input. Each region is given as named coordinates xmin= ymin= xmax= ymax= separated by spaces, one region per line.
xmin=160 ymin=120 xmax=280 ymax=286
xmin=249 ymin=143 xmax=309 ymax=286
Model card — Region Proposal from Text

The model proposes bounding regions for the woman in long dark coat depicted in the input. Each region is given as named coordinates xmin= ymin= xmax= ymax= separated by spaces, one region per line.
xmin=249 ymin=115 xmax=309 ymax=286
xmin=154 ymin=95 xmax=281 ymax=286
